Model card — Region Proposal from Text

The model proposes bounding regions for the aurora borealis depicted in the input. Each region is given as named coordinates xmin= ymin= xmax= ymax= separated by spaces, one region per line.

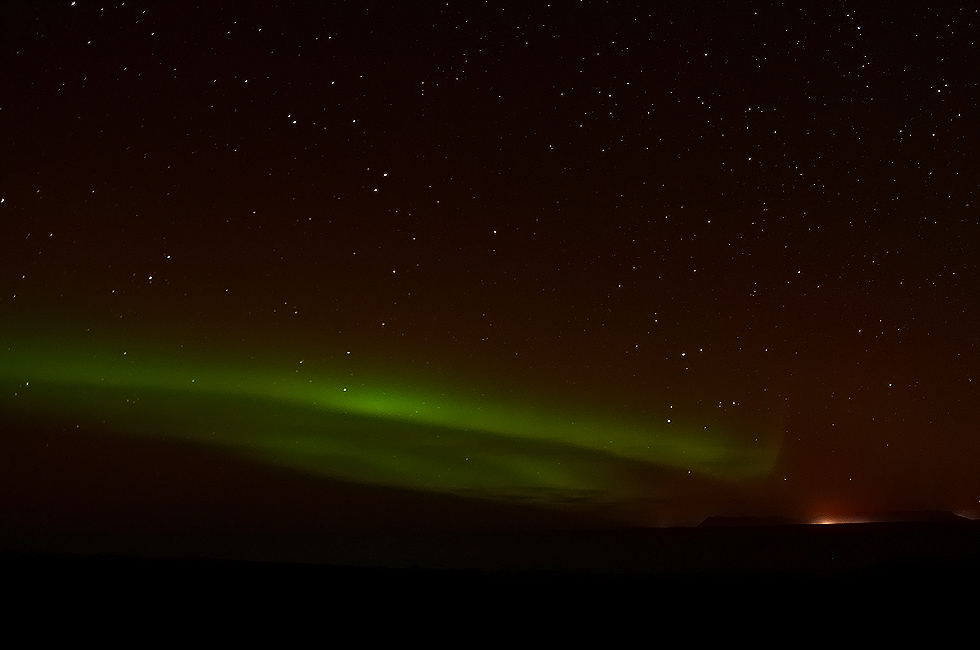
xmin=2 ymin=1 xmax=979 ymax=539
xmin=0 ymin=331 xmax=778 ymax=511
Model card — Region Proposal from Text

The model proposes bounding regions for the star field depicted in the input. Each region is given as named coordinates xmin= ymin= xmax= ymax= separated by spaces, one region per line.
xmin=1 ymin=1 xmax=978 ymax=525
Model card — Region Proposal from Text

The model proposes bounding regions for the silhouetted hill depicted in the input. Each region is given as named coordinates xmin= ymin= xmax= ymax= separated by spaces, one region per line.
xmin=876 ymin=510 xmax=969 ymax=522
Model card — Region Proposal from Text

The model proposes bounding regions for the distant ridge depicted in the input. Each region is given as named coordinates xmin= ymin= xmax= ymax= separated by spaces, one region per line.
xmin=875 ymin=510 xmax=970 ymax=522
xmin=698 ymin=511 xmax=970 ymax=527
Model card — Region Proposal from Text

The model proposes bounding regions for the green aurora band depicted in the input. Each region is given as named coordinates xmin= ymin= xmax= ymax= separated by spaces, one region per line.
xmin=0 ymin=336 xmax=780 ymax=510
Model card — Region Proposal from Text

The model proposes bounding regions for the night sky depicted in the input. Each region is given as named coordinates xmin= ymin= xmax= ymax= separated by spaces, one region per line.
xmin=2 ymin=1 xmax=978 ymax=532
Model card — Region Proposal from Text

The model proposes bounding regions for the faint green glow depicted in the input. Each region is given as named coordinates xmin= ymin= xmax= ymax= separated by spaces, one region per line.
xmin=0 ymin=335 xmax=779 ymax=507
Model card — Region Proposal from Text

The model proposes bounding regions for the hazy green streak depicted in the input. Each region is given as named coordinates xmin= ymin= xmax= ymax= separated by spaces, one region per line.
xmin=0 ymin=337 xmax=779 ymax=503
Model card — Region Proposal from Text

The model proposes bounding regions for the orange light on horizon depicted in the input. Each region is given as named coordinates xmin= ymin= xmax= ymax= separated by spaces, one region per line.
xmin=812 ymin=516 xmax=871 ymax=525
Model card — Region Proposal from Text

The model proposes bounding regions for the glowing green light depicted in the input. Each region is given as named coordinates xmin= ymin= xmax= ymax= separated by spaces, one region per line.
xmin=0 ymin=335 xmax=779 ymax=508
